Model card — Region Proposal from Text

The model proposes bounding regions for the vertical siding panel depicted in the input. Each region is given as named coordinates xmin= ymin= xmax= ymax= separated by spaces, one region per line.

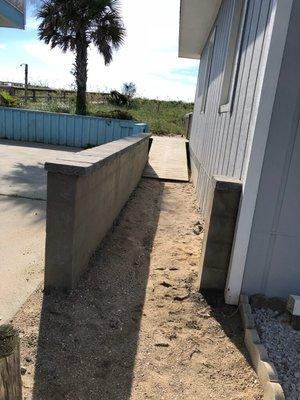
xmin=214 ymin=116 xmax=228 ymax=174
xmin=189 ymin=0 xmax=275 ymax=214
xmin=81 ymin=118 xmax=90 ymax=147
xmin=209 ymin=1 xmax=233 ymax=175
xmin=5 ymin=109 xmax=13 ymax=139
xmin=106 ymin=120 xmax=113 ymax=143
xmin=44 ymin=114 xmax=51 ymax=144
xmin=0 ymin=109 xmax=3 ymax=137
xmin=74 ymin=117 xmax=82 ymax=147
xmin=223 ymin=0 xmax=256 ymax=176
xmin=51 ymin=114 xmax=59 ymax=145
xmin=111 ymin=120 xmax=116 ymax=141
xmin=0 ymin=107 xmax=146 ymax=148
xmin=20 ymin=110 xmax=28 ymax=141
xmin=13 ymin=110 xmax=21 ymax=141
xmin=96 ymin=120 xmax=103 ymax=145
xmin=28 ymin=111 xmax=36 ymax=142
xmin=89 ymin=119 xmax=97 ymax=146
xmin=227 ymin=0 xmax=263 ymax=176
xmin=66 ymin=117 xmax=75 ymax=146
xmin=219 ymin=0 xmax=254 ymax=175
xmin=59 ymin=114 xmax=67 ymax=146
xmin=36 ymin=113 xmax=44 ymax=143
xmin=234 ymin=0 xmax=271 ymax=178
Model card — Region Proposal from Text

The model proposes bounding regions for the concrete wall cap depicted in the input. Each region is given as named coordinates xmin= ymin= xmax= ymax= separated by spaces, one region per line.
xmin=45 ymin=133 xmax=150 ymax=176
xmin=212 ymin=175 xmax=243 ymax=191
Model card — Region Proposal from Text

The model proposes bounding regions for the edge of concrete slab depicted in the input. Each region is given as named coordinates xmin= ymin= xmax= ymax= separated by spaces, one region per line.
xmin=239 ymin=295 xmax=285 ymax=400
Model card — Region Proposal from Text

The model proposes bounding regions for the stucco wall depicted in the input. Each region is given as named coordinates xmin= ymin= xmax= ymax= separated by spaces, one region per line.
xmin=44 ymin=134 xmax=150 ymax=290
xmin=189 ymin=0 xmax=275 ymax=215
xmin=242 ymin=0 xmax=300 ymax=298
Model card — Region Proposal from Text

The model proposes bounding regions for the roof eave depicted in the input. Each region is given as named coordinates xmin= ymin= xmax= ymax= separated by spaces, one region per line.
xmin=0 ymin=0 xmax=25 ymax=29
xmin=179 ymin=0 xmax=222 ymax=59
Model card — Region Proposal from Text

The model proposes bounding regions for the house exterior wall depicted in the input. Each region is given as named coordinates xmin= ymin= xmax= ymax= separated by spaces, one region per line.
xmin=0 ymin=0 xmax=25 ymax=28
xmin=190 ymin=0 xmax=275 ymax=215
xmin=242 ymin=0 xmax=300 ymax=298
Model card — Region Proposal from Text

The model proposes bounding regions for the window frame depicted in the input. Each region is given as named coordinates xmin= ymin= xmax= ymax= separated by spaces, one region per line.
xmin=219 ymin=0 xmax=248 ymax=114
xmin=200 ymin=28 xmax=216 ymax=114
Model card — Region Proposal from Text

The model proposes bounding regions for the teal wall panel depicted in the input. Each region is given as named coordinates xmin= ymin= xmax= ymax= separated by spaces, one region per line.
xmin=0 ymin=107 xmax=149 ymax=148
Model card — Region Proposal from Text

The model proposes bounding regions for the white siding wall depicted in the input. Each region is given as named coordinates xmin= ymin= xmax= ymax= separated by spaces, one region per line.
xmin=190 ymin=0 xmax=275 ymax=215
xmin=242 ymin=0 xmax=300 ymax=298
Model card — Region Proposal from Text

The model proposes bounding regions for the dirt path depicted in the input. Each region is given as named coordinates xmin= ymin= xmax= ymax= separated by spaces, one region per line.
xmin=13 ymin=179 xmax=262 ymax=400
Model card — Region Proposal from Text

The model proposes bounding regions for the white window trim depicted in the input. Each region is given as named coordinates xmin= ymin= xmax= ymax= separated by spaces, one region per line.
xmin=201 ymin=28 xmax=216 ymax=114
xmin=219 ymin=0 xmax=248 ymax=114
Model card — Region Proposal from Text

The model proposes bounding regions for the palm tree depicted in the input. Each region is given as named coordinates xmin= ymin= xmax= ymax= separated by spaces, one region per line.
xmin=37 ymin=0 xmax=125 ymax=115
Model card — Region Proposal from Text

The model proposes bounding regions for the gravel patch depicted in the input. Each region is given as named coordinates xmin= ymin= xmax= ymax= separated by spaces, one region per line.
xmin=253 ymin=308 xmax=300 ymax=400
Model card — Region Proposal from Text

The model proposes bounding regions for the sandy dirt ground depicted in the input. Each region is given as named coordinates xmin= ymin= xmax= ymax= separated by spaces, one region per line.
xmin=12 ymin=179 xmax=262 ymax=400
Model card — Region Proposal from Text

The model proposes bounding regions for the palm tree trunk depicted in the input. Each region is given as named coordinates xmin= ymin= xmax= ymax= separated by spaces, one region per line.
xmin=75 ymin=34 xmax=88 ymax=115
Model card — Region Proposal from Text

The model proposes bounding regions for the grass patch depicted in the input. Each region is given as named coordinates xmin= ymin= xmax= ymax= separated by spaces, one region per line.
xmin=16 ymin=97 xmax=193 ymax=136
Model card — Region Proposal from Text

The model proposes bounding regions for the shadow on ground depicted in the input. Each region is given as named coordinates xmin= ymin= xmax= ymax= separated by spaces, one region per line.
xmin=0 ymin=162 xmax=46 ymax=199
xmin=200 ymin=290 xmax=253 ymax=367
xmin=31 ymin=180 xmax=165 ymax=400
xmin=0 ymin=163 xmax=46 ymax=223
xmin=0 ymin=140 xmax=79 ymax=221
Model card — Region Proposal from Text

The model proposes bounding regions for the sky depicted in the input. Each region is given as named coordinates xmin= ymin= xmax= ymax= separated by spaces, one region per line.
xmin=0 ymin=0 xmax=199 ymax=101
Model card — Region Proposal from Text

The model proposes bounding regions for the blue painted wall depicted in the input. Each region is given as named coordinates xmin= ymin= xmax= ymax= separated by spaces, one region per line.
xmin=0 ymin=107 xmax=149 ymax=148
xmin=0 ymin=0 xmax=25 ymax=29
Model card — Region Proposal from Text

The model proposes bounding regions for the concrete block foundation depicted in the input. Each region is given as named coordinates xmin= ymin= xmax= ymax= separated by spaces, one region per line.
xmin=199 ymin=176 xmax=242 ymax=291
xmin=44 ymin=134 xmax=150 ymax=290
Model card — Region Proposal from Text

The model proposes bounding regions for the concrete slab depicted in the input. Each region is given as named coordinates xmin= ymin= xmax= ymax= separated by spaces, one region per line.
xmin=0 ymin=140 xmax=79 ymax=200
xmin=143 ymin=136 xmax=189 ymax=182
xmin=0 ymin=139 xmax=79 ymax=323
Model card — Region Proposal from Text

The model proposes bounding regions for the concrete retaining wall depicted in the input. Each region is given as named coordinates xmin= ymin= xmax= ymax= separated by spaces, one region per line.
xmin=44 ymin=133 xmax=150 ymax=290
xmin=0 ymin=107 xmax=148 ymax=147
xmin=199 ymin=176 xmax=242 ymax=291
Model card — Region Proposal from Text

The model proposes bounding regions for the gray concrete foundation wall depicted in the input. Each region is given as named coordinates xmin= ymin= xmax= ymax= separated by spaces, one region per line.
xmin=44 ymin=134 xmax=150 ymax=290
xmin=199 ymin=176 xmax=242 ymax=291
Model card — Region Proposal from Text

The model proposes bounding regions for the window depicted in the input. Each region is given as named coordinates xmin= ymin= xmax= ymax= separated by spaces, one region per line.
xmin=197 ymin=28 xmax=216 ymax=114
xmin=219 ymin=0 xmax=248 ymax=113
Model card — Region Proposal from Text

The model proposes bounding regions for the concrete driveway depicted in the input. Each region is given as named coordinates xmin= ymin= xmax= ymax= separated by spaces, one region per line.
xmin=0 ymin=139 xmax=79 ymax=323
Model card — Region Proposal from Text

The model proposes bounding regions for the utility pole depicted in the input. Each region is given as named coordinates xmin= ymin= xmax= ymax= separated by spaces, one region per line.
xmin=20 ymin=63 xmax=28 ymax=103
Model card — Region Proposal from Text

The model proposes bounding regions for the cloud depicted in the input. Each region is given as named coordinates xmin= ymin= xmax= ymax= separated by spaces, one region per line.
xmin=4 ymin=0 xmax=199 ymax=100
xmin=25 ymin=18 xmax=40 ymax=31
xmin=0 ymin=43 xmax=6 ymax=49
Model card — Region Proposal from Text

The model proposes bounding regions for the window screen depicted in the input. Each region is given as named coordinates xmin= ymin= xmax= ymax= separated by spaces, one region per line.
xmin=197 ymin=29 xmax=216 ymax=114
xmin=219 ymin=0 xmax=248 ymax=113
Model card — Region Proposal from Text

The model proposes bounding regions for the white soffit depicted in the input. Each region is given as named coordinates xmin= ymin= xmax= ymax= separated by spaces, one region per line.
xmin=179 ymin=0 xmax=222 ymax=59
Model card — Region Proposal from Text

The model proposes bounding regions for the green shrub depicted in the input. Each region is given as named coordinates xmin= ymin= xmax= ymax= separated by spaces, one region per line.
xmin=90 ymin=109 xmax=134 ymax=120
xmin=0 ymin=90 xmax=18 ymax=107
xmin=51 ymin=103 xmax=71 ymax=114
xmin=11 ymin=95 xmax=194 ymax=135
xmin=108 ymin=90 xmax=130 ymax=107
xmin=122 ymin=82 xmax=137 ymax=98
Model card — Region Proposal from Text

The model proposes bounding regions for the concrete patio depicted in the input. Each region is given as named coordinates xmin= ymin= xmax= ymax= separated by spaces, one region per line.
xmin=0 ymin=139 xmax=79 ymax=323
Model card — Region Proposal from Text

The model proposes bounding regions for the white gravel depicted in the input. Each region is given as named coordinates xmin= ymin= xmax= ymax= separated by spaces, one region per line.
xmin=253 ymin=308 xmax=300 ymax=400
